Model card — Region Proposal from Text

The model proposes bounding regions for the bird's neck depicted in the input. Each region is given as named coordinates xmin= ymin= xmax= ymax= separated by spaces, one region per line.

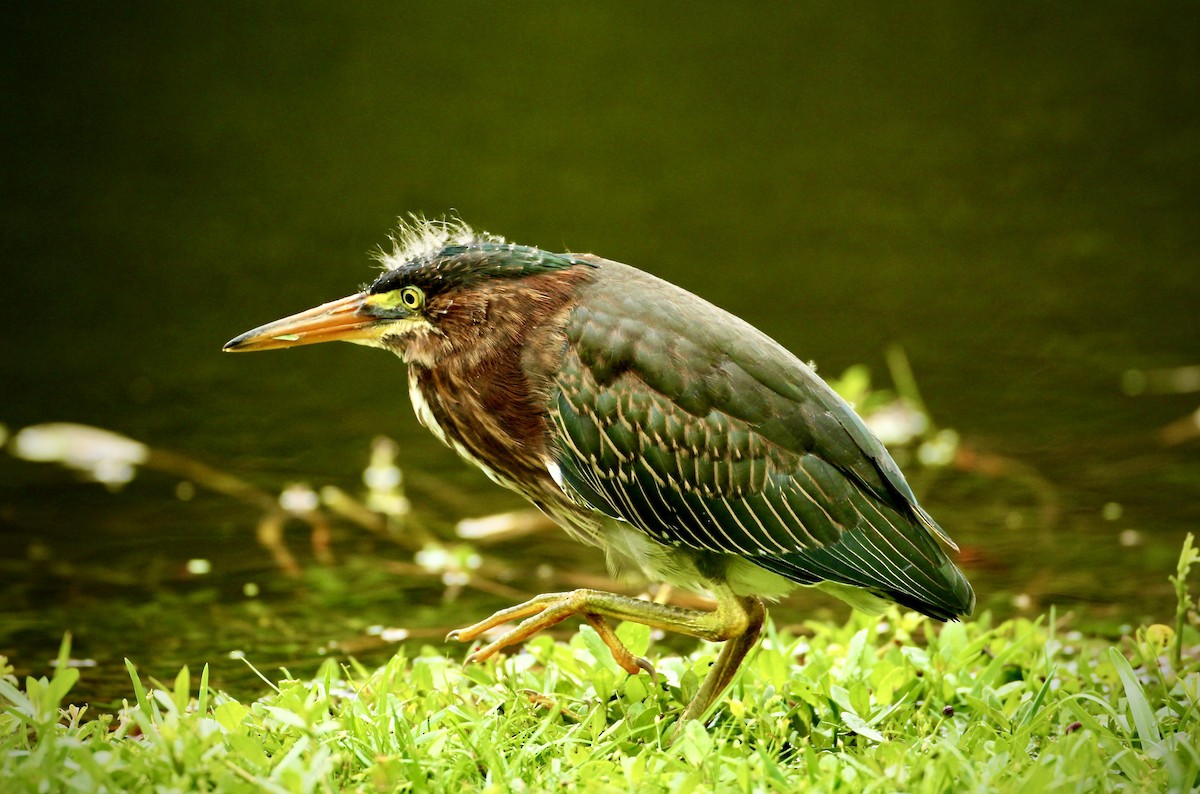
xmin=406 ymin=270 xmax=592 ymax=497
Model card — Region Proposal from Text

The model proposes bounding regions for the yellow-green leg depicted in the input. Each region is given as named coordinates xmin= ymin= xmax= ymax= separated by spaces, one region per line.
xmin=447 ymin=584 xmax=766 ymax=728
xmin=675 ymin=595 xmax=765 ymax=730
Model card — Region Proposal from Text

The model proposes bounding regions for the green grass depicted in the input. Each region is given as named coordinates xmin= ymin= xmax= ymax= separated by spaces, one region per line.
xmin=3 ymin=537 xmax=1198 ymax=793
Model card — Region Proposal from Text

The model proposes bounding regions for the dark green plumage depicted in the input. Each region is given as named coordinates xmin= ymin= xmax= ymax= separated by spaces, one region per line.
xmin=548 ymin=260 xmax=973 ymax=621
xmin=368 ymin=242 xmax=591 ymax=296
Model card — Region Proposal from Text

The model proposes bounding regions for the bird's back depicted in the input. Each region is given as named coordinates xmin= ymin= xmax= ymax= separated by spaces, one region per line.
xmin=545 ymin=258 xmax=975 ymax=620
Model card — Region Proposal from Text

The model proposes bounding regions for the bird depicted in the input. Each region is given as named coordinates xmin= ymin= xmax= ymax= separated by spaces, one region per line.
xmin=225 ymin=217 xmax=975 ymax=726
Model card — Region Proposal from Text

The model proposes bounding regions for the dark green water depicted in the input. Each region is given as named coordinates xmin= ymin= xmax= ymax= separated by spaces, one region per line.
xmin=3 ymin=3 xmax=1197 ymax=706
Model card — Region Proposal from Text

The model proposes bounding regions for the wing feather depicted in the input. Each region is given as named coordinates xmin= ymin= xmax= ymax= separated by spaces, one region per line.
xmin=547 ymin=260 xmax=974 ymax=618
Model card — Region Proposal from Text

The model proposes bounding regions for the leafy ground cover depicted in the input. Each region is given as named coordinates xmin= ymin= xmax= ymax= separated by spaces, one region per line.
xmin=2 ymin=537 xmax=1197 ymax=793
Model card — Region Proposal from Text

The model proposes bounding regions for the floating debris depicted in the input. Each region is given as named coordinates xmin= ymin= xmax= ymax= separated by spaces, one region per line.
xmin=363 ymin=436 xmax=411 ymax=519
xmin=864 ymin=401 xmax=930 ymax=447
xmin=456 ymin=510 xmax=557 ymax=541
xmin=185 ymin=558 xmax=212 ymax=575
xmin=917 ymin=428 xmax=960 ymax=468
xmin=1119 ymin=529 xmax=1143 ymax=548
xmin=279 ymin=483 xmax=320 ymax=514
xmin=9 ymin=422 xmax=149 ymax=488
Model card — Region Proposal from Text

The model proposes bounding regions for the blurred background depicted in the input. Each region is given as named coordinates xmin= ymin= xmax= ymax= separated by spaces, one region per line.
xmin=2 ymin=2 xmax=1197 ymax=706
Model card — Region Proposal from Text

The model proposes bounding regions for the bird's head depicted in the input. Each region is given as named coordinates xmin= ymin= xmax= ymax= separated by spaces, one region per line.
xmin=224 ymin=218 xmax=591 ymax=366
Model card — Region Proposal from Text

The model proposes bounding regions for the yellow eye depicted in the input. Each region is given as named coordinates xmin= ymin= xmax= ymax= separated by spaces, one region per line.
xmin=400 ymin=286 xmax=425 ymax=310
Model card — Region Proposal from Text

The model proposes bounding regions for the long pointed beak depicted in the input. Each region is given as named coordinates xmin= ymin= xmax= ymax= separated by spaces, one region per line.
xmin=224 ymin=293 xmax=382 ymax=352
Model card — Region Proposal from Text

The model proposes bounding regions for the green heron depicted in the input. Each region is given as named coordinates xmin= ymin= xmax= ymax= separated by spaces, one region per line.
xmin=225 ymin=218 xmax=974 ymax=724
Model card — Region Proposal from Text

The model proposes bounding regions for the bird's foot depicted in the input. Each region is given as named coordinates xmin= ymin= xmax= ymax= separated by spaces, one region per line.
xmin=447 ymin=587 xmax=767 ymax=736
xmin=446 ymin=590 xmax=656 ymax=676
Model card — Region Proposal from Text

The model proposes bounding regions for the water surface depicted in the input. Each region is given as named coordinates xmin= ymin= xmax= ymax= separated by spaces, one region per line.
xmin=2 ymin=3 xmax=1197 ymax=705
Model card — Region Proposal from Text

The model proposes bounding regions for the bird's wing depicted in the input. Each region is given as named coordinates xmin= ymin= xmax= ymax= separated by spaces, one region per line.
xmin=545 ymin=261 xmax=972 ymax=618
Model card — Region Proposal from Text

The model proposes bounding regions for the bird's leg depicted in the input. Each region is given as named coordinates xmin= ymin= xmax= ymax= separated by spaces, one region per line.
xmin=447 ymin=585 xmax=765 ymax=723
xmin=676 ymin=594 xmax=765 ymax=727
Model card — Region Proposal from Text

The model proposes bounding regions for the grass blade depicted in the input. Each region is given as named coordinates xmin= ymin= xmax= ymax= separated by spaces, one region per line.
xmin=1108 ymin=647 xmax=1162 ymax=747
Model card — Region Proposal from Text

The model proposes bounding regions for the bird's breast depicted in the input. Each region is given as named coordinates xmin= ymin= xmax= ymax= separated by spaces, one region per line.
xmin=407 ymin=363 xmax=555 ymax=499
xmin=406 ymin=368 xmax=518 ymax=491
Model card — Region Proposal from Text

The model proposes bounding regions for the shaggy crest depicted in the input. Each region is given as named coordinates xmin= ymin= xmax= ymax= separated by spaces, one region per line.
xmin=365 ymin=215 xmax=593 ymax=296
xmin=373 ymin=215 xmax=505 ymax=271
